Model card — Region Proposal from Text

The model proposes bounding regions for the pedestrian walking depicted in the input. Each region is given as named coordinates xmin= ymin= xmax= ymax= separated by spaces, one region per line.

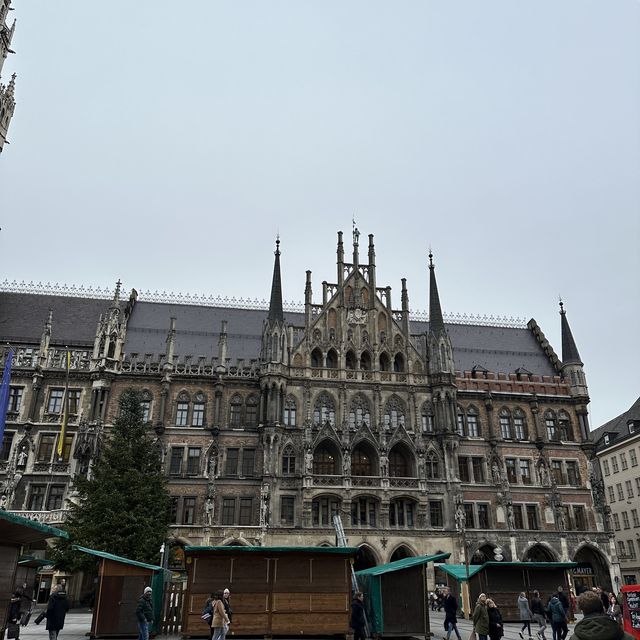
xmin=530 ymin=590 xmax=548 ymax=640
xmin=568 ymin=589 xmax=577 ymax=623
xmin=442 ymin=587 xmax=462 ymax=640
xmin=606 ymin=593 xmax=622 ymax=626
xmin=555 ymin=587 xmax=569 ymax=616
xmin=135 ymin=586 xmax=154 ymax=640
xmin=569 ymin=589 xmax=634 ymax=640
xmin=45 ymin=584 xmax=69 ymax=640
xmin=211 ymin=591 xmax=230 ymax=640
xmin=548 ymin=593 xmax=568 ymax=640
xmin=472 ymin=593 xmax=490 ymax=640
xmin=517 ymin=591 xmax=533 ymax=638
xmin=486 ymin=599 xmax=504 ymax=640
xmin=222 ymin=589 xmax=232 ymax=640
xmin=597 ymin=587 xmax=609 ymax=613
xmin=350 ymin=592 xmax=366 ymax=640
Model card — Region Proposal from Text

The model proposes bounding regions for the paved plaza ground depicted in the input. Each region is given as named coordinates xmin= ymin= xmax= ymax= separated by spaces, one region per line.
xmin=18 ymin=608 xmax=582 ymax=640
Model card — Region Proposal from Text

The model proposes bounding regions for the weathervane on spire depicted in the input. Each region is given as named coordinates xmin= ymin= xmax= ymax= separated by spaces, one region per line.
xmin=352 ymin=216 xmax=360 ymax=247
xmin=559 ymin=295 xmax=564 ymax=313
xmin=275 ymin=233 xmax=280 ymax=255
xmin=428 ymin=246 xmax=434 ymax=268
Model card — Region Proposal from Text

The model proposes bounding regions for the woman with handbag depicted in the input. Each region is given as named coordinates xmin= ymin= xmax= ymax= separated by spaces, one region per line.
xmin=210 ymin=592 xmax=230 ymax=640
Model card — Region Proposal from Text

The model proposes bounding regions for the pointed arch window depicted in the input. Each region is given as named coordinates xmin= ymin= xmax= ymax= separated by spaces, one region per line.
xmin=393 ymin=353 xmax=405 ymax=373
xmin=284 ymin=397 xmax=297 ymax=428
xmin=545 ymin=411 xmax=559 ymax=442
xmin=558 ymin=411 xmax=574 ymax=441
xmin=282 ymin=445 xmax=296 ymax=475
xmin=140 ymin=390 xmax=153 ymax=424
xmin=351 ymin=445 xmax=374 ymax=476
xmin=245 ymin=395 xmax=258 ymax=426
xmin=345 ymin=350 xmax=357 ymax=370
xmin=389 ymin=446 xmax=411 ymax=477
xmin=421 ymin=403 xmax=434 ymax=433
xmin=379 ymin=352 xmax=391 ymax=371
xmin=360 ymin=351 xmax=372 ymax=370
xmin=313 ymin=393 xmax=336 ymax=426
xmin=383 ymin=396 xmax=405 ymax=429
xmin=349 ymin=395 xmax=371 ymax=429
xmin=425 ymin=452 xmax=440 ymax=479
xmin=467 ymin=407 xmax=480 ymax=437
xmin=313 ymin=444 xmax=338 ymax=475
xmin=229 ymin=395 xmax=243 ymax=426
xmin=513 ymin=409 xmax=527 ymax=440
xmin=326 ymin=348 xmax=338 ymax=369
xmin=176 ymin=391 xmax=190 ymax=427
xmin=499 ymin=409 xmax=513 ymax=440
xmin=456 ymin=408 xmax=465 ymax=436
xmin=310 ymin=347 xmax=322 ymax=368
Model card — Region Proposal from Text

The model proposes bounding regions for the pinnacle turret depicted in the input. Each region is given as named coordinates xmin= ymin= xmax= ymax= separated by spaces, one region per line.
xmin=268 ymin=237 xmax=284 ymax=323
xmin=559 ymin=300 xmax=582 ymax=365
xmin=428 ymin=250 xmax=445 ymax=337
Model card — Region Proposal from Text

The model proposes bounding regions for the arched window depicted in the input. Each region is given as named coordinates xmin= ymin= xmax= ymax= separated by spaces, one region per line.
xmin=282 ymin=445 xmax=296 ymax=475
xmin=351 ymin=443 xmax=375 ymax=476
xmin=467 ymin=406 xmax=480 ymax=437
xmin=361 ymin=288 xmax=369 ymax=306
xmin=393 ymin=353 xmax=405 ymax=373
xmin=312 ymin=495 xmax=341 ymax=526
xmin=313 ymin=442 xmax=339 ymax=475
xmin=311 ymin=347 xmax=323 ymax=368
xmin=421 ymin=403 xmax=434 ymax=433
xmin=379 ymin=352 xmax=391 ymax=371
xmin=499 ymin=408 xmax=512 ymax=439
xmin=389 ymin=499 xmax=416 ymax=528
xmin=229 ymin=394 xmax=242 ymax=426
xmin=349 ymin=394 xmax=371 ymax=429
xmin=326 ymin=348 xmax=338 ymax=369
xmin=176 ymin=391 xmax=190 ymax=427
xmin=245 ymin=395 xmax=258 ymax=426
xmin=545 ymin=411 xmax=558 ymax=442
xmin=513 ymin=408 xmax=527 ymax=440
xmin=360 ymin=351 xmax=372 ymax=370
xmin=345 ymin=350 xmax=357 ymax=370
xmin=284 ymin=397 xmax=297 ymax=428
xmin=426 ymin=452 xmax=439 ymax=479
xmin=558 ymin=411 xmax=574 ymax=441
xmin=389 ymin=446 xmax=412 ymax=477
xmin=313 ymin=393 xmax=336 ymax=426
xmin=383 ymin=396 xmax=405 ymax=429
xmin=351 ymin=496 xmax=379 ymax=527
xmin=192 ymin=391 xmax=206 ymax=427
xmin=456 ymin=407 xmax=466 ymax=436
xmin=140 ymin=389 xmax=153 ymax=424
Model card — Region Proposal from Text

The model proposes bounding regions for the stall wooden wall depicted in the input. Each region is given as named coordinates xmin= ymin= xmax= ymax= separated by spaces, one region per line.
xmin=0 ymin=545 xmax=20 ymax=632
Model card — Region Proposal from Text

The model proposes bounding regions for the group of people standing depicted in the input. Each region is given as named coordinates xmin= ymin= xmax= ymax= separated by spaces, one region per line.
xmin=201 ymin=589 xmax=233 ymax=640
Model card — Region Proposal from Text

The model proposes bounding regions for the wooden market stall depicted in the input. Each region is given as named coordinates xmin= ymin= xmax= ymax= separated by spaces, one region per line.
xmin=0 ymin=511 xmax=68 ymax=634
xmin=182 ymin=546 xmax=358 ymax=638
xmin=73 ymin=546 xmax=165 ymax=638
xmin=438 ymin=561 xmax=577 ymax=621
xmin=355 ymin=553 xmax=450 ymax=639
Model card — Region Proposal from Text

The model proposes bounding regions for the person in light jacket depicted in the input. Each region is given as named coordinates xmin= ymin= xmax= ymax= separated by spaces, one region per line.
xmin=211 ymin=591 xmax=230 ymax=640
xmin=518 ymin=592 xmax=533 ymax=638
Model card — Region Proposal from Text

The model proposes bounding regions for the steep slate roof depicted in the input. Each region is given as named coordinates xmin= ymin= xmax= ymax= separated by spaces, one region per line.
xmin=590 ymin=396 xmax=640 ymax=445
xmin=0 ymin=292 xmax=110 ymax=346
xmin=0 ymin=293 xmax=558 ymax=376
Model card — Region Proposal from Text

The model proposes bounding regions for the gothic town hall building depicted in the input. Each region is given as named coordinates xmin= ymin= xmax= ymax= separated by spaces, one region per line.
xmin=0 ymin=231 xmax=617 ymax=589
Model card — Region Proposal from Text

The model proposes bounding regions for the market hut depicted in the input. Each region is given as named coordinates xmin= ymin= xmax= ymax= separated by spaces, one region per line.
xmin=0 ymin=511 xmax=68 ymax=632
xmin=438 ymin=561 xmax=577 ymax=621
xmin=355 ymin=552 xmax=451 ymax=638
xmin=73 ymin=546 xmax=165 ymax=638
xmin=182 ymin=546 xmax=357 ymax=638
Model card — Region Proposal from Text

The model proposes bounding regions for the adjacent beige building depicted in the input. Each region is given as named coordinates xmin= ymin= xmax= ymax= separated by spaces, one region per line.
xmin=593 ymin=397 xmax=640 ymax=586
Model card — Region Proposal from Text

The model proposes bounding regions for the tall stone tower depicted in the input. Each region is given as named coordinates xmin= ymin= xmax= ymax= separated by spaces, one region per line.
xmin=0 ymin=0 xmax=17 ymax=153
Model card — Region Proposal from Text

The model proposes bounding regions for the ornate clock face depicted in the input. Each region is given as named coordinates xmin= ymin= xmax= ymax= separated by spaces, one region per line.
xmin=347 ymin=308 xmax=368 ymax=325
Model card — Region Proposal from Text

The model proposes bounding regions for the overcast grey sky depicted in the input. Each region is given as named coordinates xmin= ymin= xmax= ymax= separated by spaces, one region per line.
xmin=1 ymin=1 xmax=638 ymax=429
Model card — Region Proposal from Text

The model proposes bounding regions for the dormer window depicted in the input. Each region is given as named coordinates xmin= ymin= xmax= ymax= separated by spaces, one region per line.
xmin=629 ymin=422 xmax=636 ymax=435
xmin=604 ymin=435 xmax=610 ymax=445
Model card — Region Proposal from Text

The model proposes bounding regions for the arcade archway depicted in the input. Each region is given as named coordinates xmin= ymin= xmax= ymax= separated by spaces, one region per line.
xmin=573 ymin=544 xmax=612 ymax=593
xmin=354 ymin=544 xmax=378 ymax=572
xmin=522 ymin=543 xmax=558 ymax=563
xmin=389 ymin=544 xmax=415 ymax=562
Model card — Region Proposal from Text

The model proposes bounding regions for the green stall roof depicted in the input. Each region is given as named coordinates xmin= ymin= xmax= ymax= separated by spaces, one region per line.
xmin=0 ymin=510 xmax=69 ymax=544
xmin=356 ymin=552 xmax=451 ymax=577
xmin=185 ymin=545 xmax=358 ymax=555
xmin=438 ymin=561 xmax=577 ymax=582
xmin=18 ymin=555 xmax=54 ymax=568
xmin=72 ymin=545 xmax=163 ymax=571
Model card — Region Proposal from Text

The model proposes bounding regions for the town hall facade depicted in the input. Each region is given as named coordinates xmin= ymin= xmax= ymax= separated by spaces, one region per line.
xmin=0 ymin=229 xmax=618 ymax=590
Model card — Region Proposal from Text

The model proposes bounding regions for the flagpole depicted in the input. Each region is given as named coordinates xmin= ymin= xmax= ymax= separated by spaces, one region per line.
xmin=56 ymin=350 xmax=70 ymax=460
xmin=0 ymin=348 xmax=15 ymax=451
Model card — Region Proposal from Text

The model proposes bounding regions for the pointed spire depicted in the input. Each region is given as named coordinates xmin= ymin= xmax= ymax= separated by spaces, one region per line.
xmin=428 ymin=250 xmax=445 ymax=336
xmin=268 ymin=236 xmax=284 ymax=323
xmin=559 ymin=299 xmax=582 ymax=365
xmin=112 ymin=279 xmax=122 ymax=306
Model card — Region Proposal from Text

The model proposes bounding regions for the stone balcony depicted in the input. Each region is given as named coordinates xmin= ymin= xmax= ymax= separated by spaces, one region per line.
xmin=8 ymin=509 xmax=70 ymax=525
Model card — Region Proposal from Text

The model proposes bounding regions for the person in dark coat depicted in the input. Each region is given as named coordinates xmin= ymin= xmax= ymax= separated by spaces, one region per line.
xmin=135 ymin=586 xmax=154 ymax=640
xmin=548 ymin=594 xmax=568 ymax=640
xmin=443 ymin=587 xmax=462 ymax=640
xmin=221 ymin=589 xmax=232 ymax=640
xmin=569 ymin=590 xmax=634 ymax=640
xmin=487 ymin=599 xmax=504 ymax=640
xmin=350 ymin=592 xmax=366 ymax=640
xmin=45 ymin=584 xmax=69 ymax=640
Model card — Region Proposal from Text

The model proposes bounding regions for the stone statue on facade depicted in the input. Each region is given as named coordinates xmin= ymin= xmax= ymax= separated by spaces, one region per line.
xmin=506 ymin=502 xmax=515 ymax=530
xmin=260 ymin=483 xmax=270 ymax=527
xmin=17 ymin=446 xmax=29 ymax=468
xmin=204 ymin=495 xmax=215 ymax=526
xmin=305 ymin=448 xmax=313 ymax=474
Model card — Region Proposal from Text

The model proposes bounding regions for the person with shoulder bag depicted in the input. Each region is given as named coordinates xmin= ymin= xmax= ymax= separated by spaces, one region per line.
xmin=472 ymin=593 xmax=490 ymax=640
xmin=211 ymin=591 xmax=229 ymax=640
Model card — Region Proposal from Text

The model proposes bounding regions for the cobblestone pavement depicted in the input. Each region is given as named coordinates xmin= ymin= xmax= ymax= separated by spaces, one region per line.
xmin=18 ymin=608 xmax=582 ymax=640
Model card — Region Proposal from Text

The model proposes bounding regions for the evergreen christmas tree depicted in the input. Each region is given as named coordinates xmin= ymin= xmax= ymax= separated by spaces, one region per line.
xmin=55 ymin=388 xmax=171 ymax=571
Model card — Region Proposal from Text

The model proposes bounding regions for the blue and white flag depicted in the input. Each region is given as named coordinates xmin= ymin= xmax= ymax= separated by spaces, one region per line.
xmin=0 ymin=350 xmax=14 ymax=445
